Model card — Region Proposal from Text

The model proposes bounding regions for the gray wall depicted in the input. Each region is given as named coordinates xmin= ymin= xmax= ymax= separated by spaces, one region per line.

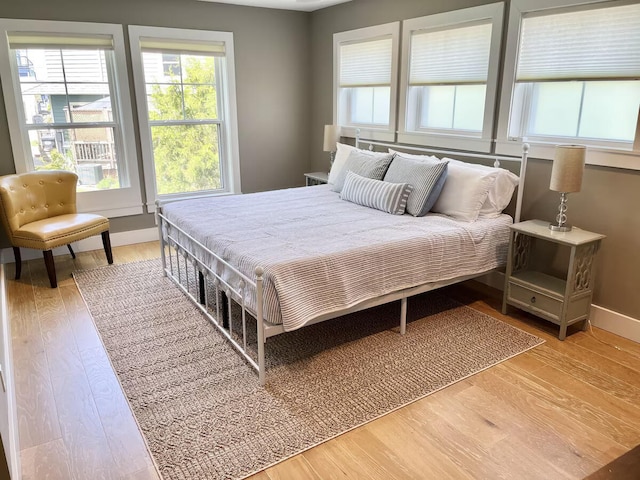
xmin=0 ymin=0 xmax=311 ymax=232
xmin=309 ymin=0 xmax=640 ymax=320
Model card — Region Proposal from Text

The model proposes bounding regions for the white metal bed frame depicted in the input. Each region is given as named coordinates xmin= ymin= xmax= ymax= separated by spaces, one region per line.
xmin=156 ymin=137 xmax=530 ymax=385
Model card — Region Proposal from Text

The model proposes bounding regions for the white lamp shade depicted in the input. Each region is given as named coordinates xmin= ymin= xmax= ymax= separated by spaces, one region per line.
xmin=323 ymin=124 xmax=339 ymax=152
xmin=550 ymin=145 xmax=586 ymax=193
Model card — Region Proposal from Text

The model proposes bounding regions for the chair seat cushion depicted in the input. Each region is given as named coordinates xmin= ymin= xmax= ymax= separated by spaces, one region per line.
xmin=13 ymin=213 xmax=109 ymax=250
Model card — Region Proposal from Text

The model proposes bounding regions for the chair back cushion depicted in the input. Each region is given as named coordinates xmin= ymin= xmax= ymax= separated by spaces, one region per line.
xmin=0 ymin=171 xmax=78 ymax=240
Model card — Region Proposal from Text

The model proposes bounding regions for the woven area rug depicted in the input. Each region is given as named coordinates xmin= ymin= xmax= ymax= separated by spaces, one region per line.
xmin=74 ymin=259 xmax=543 ymax=480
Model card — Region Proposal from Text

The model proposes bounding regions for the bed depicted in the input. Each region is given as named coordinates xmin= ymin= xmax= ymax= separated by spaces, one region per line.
xmin=156 ymin=138 xmax=530 ymax=384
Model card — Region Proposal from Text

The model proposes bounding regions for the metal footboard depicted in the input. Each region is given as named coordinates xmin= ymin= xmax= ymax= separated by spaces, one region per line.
xmin=156 ymin=204 xmax=267 ymax=385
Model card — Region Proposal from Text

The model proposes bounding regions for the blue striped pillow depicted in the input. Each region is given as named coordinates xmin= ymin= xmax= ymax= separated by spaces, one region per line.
xmin=340 ymin=171 xmax=413 ymax=215
xmin=383 ymin=155 xmax=449 ymax=217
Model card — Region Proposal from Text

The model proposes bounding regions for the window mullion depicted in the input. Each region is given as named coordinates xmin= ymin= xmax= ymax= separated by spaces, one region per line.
xmin=59 ymin=49 xmax=72 ymax=123
xmin=575 ymin=81 xmax=586 ymax=138
xmin=24 ymin=121 xmax=119 ymax=129
xmin=179 ymin=55 xmax=186 ymax=121
xmin=451 ymin=85 xmax=457 ymax=130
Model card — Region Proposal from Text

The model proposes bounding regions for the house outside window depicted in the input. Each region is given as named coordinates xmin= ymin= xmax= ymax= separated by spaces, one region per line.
xmin=0 ymin=20 xmax=142 ymax=216
xmin=128 ymin=26 xmax=241 ymax=210
xmin=333 ymin=22 xmax=399 ymax=141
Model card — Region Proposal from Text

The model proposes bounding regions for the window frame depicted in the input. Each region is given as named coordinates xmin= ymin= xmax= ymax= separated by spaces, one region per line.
xmin=333 ymin=22 xmax=400 ymax=142
xmin=128 ymin=25 xmax=241 ymax=212
xmin=496 ymin=0 xmax=640 ymax=169
xmin=0 ymin=19 xmax=143 ymax=217
xmin=396 ymin=3 xmax=504 ymax=153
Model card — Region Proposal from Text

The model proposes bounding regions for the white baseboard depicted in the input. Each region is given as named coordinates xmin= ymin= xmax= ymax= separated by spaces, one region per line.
xmin=475 ymin=271 xmax=639 ymax=343
xmin=0 ymin=227 xmax=159 ymax=263
xmin=589 ymin=305 xmax=640 ymax=344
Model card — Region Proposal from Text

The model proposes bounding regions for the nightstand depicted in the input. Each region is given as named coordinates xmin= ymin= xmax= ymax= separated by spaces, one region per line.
xmin=502 ymin=219 xmax=605 ymax=340
xmin=304 ymin=172 xmax=328 ymax=186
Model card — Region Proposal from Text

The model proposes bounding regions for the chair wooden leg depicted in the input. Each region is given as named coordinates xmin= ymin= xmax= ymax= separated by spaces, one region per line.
xmin=12 ymin=247 xmax=21 ymax=280
xmin=67 ymin=244 xmax=76 ymax=259
xmin=101 ymin=231 xmax=113 ymax=264
xmin=43 ymin=250 xmax=57 ymax=288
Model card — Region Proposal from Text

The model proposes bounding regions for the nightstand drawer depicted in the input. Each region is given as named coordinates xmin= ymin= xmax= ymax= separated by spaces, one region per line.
xmin=508 ymin=282 xmax=563 ymax=318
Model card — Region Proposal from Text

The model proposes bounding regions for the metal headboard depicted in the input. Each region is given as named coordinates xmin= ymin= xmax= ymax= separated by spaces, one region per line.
xmin=354 ymin=131 xmax=530 ymax=223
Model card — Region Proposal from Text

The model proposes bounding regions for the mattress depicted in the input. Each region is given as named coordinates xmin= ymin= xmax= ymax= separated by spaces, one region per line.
xmin=161 ymin=185 xmax=512 ymax=331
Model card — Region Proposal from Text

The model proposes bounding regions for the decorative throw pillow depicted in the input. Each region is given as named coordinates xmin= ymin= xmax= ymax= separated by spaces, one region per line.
xmin=330 ymin=150 xmax=394 ymax=193
xmin=383 ymin=154 xmax=449 ymax=216
xmin=340 ymin=171 xmax=413 ymax=215
xmin=431 ymin=162 xmax=499 ymax=222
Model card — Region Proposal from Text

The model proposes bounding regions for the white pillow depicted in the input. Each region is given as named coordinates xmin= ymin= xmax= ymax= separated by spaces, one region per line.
xmin=328 ymin=142 xmax=356 ymax=185
xmin=388 ymin=148 xmax=440 ymax=163
xmin=446 ymin=159 xmax=519 ymax=218
xmin=431 ymin=162 xmax=499 ymax=222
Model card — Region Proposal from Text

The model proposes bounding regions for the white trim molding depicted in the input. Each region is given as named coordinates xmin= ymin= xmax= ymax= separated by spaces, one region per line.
xmin=0 ymin=19 xmax=144 ymax=217
xmin=495 ymin=0 xmax=640 ymax=170
xmin=0 ymin=265 xmax=21 ymax=479
xmin=397 ymin=3 xmax=504 ymax=153
xmin=589 ymin=305 xmax=640 ymax=343
xmin=128 ymin=25 xmax=242 ymax=213
xmin=333 ymin=22 xmax=400 ymax=142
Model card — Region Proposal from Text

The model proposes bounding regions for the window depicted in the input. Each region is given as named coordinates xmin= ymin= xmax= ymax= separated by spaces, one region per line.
xmin=128 ymin=26 xmax=241 ymax=209
xmin=334 ymin=23 xmax=399 ymax=141
xmin=0 ymin=20 xmax=142 ymax=216
xmin=497 ymin=0 xmax=640 ymax=167
xmin=398 ymin=3 xmax=504 ymax=151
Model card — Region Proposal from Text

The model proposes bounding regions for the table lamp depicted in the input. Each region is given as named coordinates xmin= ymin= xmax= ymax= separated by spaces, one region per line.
xmin=549 ymin=145 xmax=586 ymax=232
xmin=323 ymin=124 xmax=339 ymax=168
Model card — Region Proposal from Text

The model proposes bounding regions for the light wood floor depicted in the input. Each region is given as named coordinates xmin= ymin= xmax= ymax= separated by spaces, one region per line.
xmin=6 ymin=242 xmax=640 ymax=479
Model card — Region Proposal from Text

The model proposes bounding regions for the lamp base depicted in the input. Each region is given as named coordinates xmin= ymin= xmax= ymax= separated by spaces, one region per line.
xmin=549 ymin=224 xmax=572 ymax=232
xmin=549 ymin=192 xmax=572 ymax=232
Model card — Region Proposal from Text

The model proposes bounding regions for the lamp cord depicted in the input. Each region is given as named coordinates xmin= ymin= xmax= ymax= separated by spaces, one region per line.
xmin=585 ymin=319 xmax=640 ymax=359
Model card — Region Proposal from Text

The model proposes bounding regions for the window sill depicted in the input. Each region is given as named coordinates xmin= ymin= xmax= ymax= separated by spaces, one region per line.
xmin=341 ymin=126 xmax=395 ymax=143
xmin=495 ymin=140 xmax=640 ymax=171
xmin=397 ymin=132 xmax=493 ymax=154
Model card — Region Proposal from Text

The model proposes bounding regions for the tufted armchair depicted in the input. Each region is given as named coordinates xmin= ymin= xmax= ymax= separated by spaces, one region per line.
xmin=0 ymin=170 xmax=113 ymax=288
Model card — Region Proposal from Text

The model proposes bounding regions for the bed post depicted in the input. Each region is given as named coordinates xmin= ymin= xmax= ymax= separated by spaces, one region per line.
xmin=255 ymin=266 xmax=266 ymax=385
xmin=514 ymin=143 xmax=530 ymax=224
xmin=400 ymin=297 xmax=407 ymax=335
xmin=156 ymin=201 xmax=167 ymax=277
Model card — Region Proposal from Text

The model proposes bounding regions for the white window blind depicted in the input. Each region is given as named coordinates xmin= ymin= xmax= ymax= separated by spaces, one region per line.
xmin=339 ymin=36 xmax=392 ymax=87
xmin=409 ymin=21 xmax=492 ymax=85
xmin=8 ymin=33 xmax=113 ymax=50
xmin=139 ymin=37 xmax=225 ymax=56
xmin=516 ymin=3 xmax=640 ymax=82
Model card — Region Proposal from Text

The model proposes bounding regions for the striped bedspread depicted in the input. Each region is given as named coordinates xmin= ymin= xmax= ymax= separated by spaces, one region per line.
xmin=161 ymin=185 xmax=512 ymax=331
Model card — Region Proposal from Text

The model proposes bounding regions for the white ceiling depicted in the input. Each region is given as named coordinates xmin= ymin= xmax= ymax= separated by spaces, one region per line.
xmin=197 ymin=0 xmax=352 ymax=12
